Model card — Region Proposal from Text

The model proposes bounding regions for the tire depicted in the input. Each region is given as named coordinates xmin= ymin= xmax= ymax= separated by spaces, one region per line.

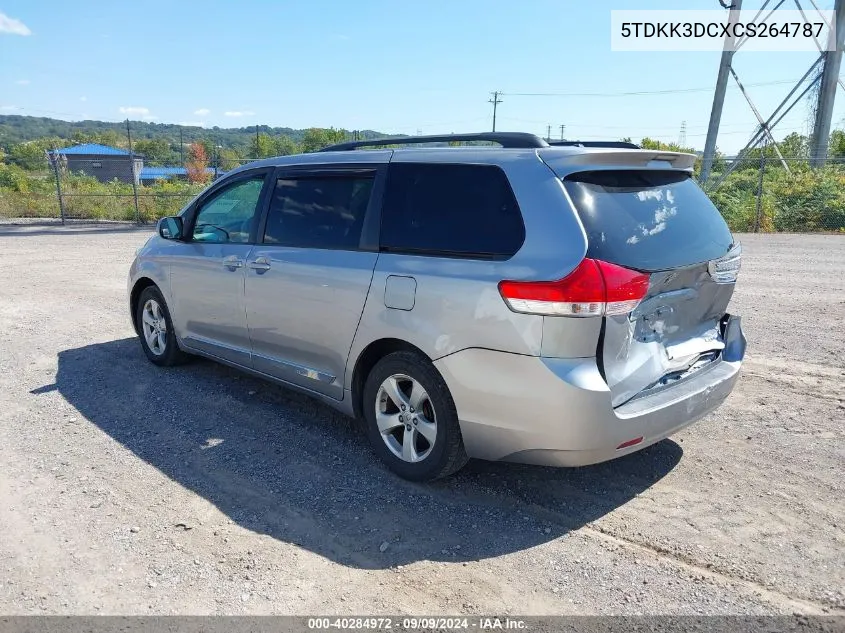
xmin=135 ymin=285 xmax=188 ymax=367
xmin=362 ymin=350 xmax=468 ymax=481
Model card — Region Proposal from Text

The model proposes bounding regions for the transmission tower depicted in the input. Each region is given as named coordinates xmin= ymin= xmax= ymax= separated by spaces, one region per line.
xmin=678 ymin=121 xmax=687 ymax=147
xmin=700 ymin=0 xmax=845 ymax=184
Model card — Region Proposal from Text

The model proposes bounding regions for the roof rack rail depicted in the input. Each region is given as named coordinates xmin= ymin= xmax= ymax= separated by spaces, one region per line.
xmin=547 ymin=140 xmax=641 ymax=149
xmin=319 ymin=132 xmax=550 ymax=152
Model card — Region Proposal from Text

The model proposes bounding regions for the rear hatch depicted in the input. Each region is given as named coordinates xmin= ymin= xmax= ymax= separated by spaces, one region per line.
xmin=561 ymin=168 xmax=740 ymax=407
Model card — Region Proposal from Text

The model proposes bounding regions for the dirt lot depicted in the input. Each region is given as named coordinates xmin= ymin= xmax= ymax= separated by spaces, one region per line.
xmin=0 ymin=227 xmax=842 ymax=615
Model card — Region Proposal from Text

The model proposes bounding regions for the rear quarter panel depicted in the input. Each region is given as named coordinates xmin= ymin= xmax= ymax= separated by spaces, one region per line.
xmin=344 ymin=150 xmax=600 ymax=392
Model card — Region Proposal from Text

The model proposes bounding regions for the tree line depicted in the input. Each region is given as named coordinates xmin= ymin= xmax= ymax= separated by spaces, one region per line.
xmin=0 ymin=117 xmax=380 ymax=171
xmin=1 ymin=114 xmax=844 ymax=231
xmin=0 ymin=115 xmax=385 ymax=152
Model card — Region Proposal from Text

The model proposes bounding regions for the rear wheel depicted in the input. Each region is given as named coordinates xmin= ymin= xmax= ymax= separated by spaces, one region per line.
xmin=363 ymin=351 xmax=468 ymax=481
xmin=136 ymin=286 xmax=187 ymax=367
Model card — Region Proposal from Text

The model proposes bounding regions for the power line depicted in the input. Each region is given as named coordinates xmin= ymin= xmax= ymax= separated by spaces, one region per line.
xmin=550 ymin=126 xmax=807 ymax=140
xmin=496 ymin=115 xmax=809 ymax=132
xmin=502 ymin=78 xmax=802 ymax=98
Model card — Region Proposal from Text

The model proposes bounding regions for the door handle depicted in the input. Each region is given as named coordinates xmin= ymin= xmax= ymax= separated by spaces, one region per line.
xmin=222 ymin=256 xmax=244 ymax=270
xmin=248 ymin=257 xmax=271 ymax=273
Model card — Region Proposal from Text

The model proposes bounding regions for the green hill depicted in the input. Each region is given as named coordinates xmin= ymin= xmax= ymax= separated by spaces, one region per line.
xmin=0 ymin=114 xmax=389 ymax=151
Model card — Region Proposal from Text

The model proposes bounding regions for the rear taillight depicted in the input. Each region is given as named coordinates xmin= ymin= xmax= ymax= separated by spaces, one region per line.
xmin=498 ymin=258 xmax=650 ymax=317
xmin=708 ymin=242 xmax=742 ymax=284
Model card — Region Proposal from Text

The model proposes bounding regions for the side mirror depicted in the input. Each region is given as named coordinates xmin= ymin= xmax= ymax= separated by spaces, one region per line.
xmin=158 ymin=216 xmax=183 ymax=240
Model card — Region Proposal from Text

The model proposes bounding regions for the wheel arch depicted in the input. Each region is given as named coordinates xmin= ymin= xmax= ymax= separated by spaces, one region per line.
xmin=130 ymin=277 xmax=158 ymax=335
xmin=350 ymin=338 xmax=432 ymax=420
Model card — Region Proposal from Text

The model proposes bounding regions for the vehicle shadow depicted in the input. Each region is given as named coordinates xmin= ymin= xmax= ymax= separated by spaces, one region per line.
xmin=41 ymin=337 xmax=683 ymax=570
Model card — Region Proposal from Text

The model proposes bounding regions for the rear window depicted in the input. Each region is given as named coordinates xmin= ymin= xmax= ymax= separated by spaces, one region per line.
xmin=563 ymin=170 xmax=733 ymax=272
xmin=380 ymin=163 xmax=525 ymax=259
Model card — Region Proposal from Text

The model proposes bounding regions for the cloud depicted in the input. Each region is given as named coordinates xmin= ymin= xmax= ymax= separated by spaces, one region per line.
xmin=224 ymin=110 xmax=255 ymax=117
xmin=178 ymin=121 xmax=206 ymax=128
xmin=119 ymin=106 xmax=150 ymax=116
xmin=15 ymin=79 xmax=30 ymax=85
xmin=120 ymin=106 xmax=158 ymax=121
xmin=0 ymin=105 xmax=18 ymax=111
xmin=0 ymin=13 xmax=31 ymax=36
xmin=193 ymin=108 xmax=210 ymax=116
xmin=79 ymin=96 xmax=87 ymax=102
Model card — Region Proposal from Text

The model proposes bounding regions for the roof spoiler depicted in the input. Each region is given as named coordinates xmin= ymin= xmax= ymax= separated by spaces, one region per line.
xmin=540 ymin=148 xmax=698 ymax=173
xmin=547 ymin=140 xmax=641 ymax=149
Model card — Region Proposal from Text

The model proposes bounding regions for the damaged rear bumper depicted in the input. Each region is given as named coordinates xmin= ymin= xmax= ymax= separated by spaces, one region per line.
xmin=434 ymin=315 xmax=746 ymax=467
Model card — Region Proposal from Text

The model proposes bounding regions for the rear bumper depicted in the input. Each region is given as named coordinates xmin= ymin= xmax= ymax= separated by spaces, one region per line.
xmin=433 ymin=315 xmax=745 ymax=467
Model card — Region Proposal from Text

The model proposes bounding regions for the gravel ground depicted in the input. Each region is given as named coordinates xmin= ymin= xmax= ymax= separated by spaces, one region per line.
xmin=0 ymin=226 xmax=842 ymax=615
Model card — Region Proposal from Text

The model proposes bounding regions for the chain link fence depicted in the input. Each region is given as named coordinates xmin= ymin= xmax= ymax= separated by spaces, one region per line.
xmin=704 ymin=154 xmax=845 ymax=233
xmin=2 ymin=149 xmax=845 ymax=232
xmin=0 ymin=153 xmax=262 ymax=224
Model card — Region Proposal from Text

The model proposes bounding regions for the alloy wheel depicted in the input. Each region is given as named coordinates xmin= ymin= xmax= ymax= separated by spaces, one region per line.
xmin=141 ymin=298 xmax=167 ymax=356
xmin=375 ymin=373 xmax=437 ymax=463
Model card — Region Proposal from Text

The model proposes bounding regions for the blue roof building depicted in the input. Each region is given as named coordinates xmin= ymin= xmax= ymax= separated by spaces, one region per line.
xmin=53 ymin=143 xmax=131 ymax=156
xmin=139 ymin=166 xmax=218 ymax=183
xmin=50 ymin=143 xmax=140 ymax=185
xmin=51 ymin=143 xmax=222 ymax=186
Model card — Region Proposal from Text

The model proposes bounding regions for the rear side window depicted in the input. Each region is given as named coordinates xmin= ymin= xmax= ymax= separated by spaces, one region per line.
xmin=563 ymin=170 xmax=734 ymax=272
xmin=380 ymin=163 xmax=524 ymax=259
xmin=263 ymin=175 xmax=374 ymax=249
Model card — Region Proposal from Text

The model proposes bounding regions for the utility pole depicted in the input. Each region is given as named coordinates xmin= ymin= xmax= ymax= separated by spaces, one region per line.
xmin=125 ymin=119 xmax=141 ymax=224
xmin=678 ymin=121 xmax=688 ymax=147
xmin=700 ymin=0 xmax=743 ymax=184
xmin=546 ymin=125 xmax=552 ymax=141
xmin=754 ymin=139 xmax=768 ymax=233
xmin=489 ymin=91 xmax=503 ymax=132
xmin=49 ymin=148 xmax=66 ymax=225
xmin=559 ymin=124 xmax=565 ymax=141
xmin=810 ymin=0 xmax=845 ymax=167
xmin=179 ymin=127 xmax=184 ymax=167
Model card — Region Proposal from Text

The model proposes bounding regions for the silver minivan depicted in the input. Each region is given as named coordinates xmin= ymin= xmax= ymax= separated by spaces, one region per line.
xmin=128 ymin=133 xmax=745 ymax=481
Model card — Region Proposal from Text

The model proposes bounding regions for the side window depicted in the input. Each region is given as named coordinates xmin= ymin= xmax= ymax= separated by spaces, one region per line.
xmin=192 ymin=176 xmax=266 ymax=244
xmin=380 ymin=163 xmax=525 ymax=259
xmin=263 ymin=174 xmax=375 ymax=249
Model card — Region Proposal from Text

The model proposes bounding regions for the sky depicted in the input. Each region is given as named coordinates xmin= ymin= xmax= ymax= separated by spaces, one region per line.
xmin=0 ymin=0 xmax=842 ymax=154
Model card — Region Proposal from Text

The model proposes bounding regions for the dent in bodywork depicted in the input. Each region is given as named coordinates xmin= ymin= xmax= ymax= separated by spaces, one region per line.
xmin=601 ymin=262 xmax=735 ymax=407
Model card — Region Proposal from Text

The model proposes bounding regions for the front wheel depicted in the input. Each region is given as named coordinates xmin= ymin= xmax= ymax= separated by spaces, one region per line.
xmin=362 ymin=351 xmax=468 ymax=481
xmin=136 ymin=286 xmax=187 ymax=367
